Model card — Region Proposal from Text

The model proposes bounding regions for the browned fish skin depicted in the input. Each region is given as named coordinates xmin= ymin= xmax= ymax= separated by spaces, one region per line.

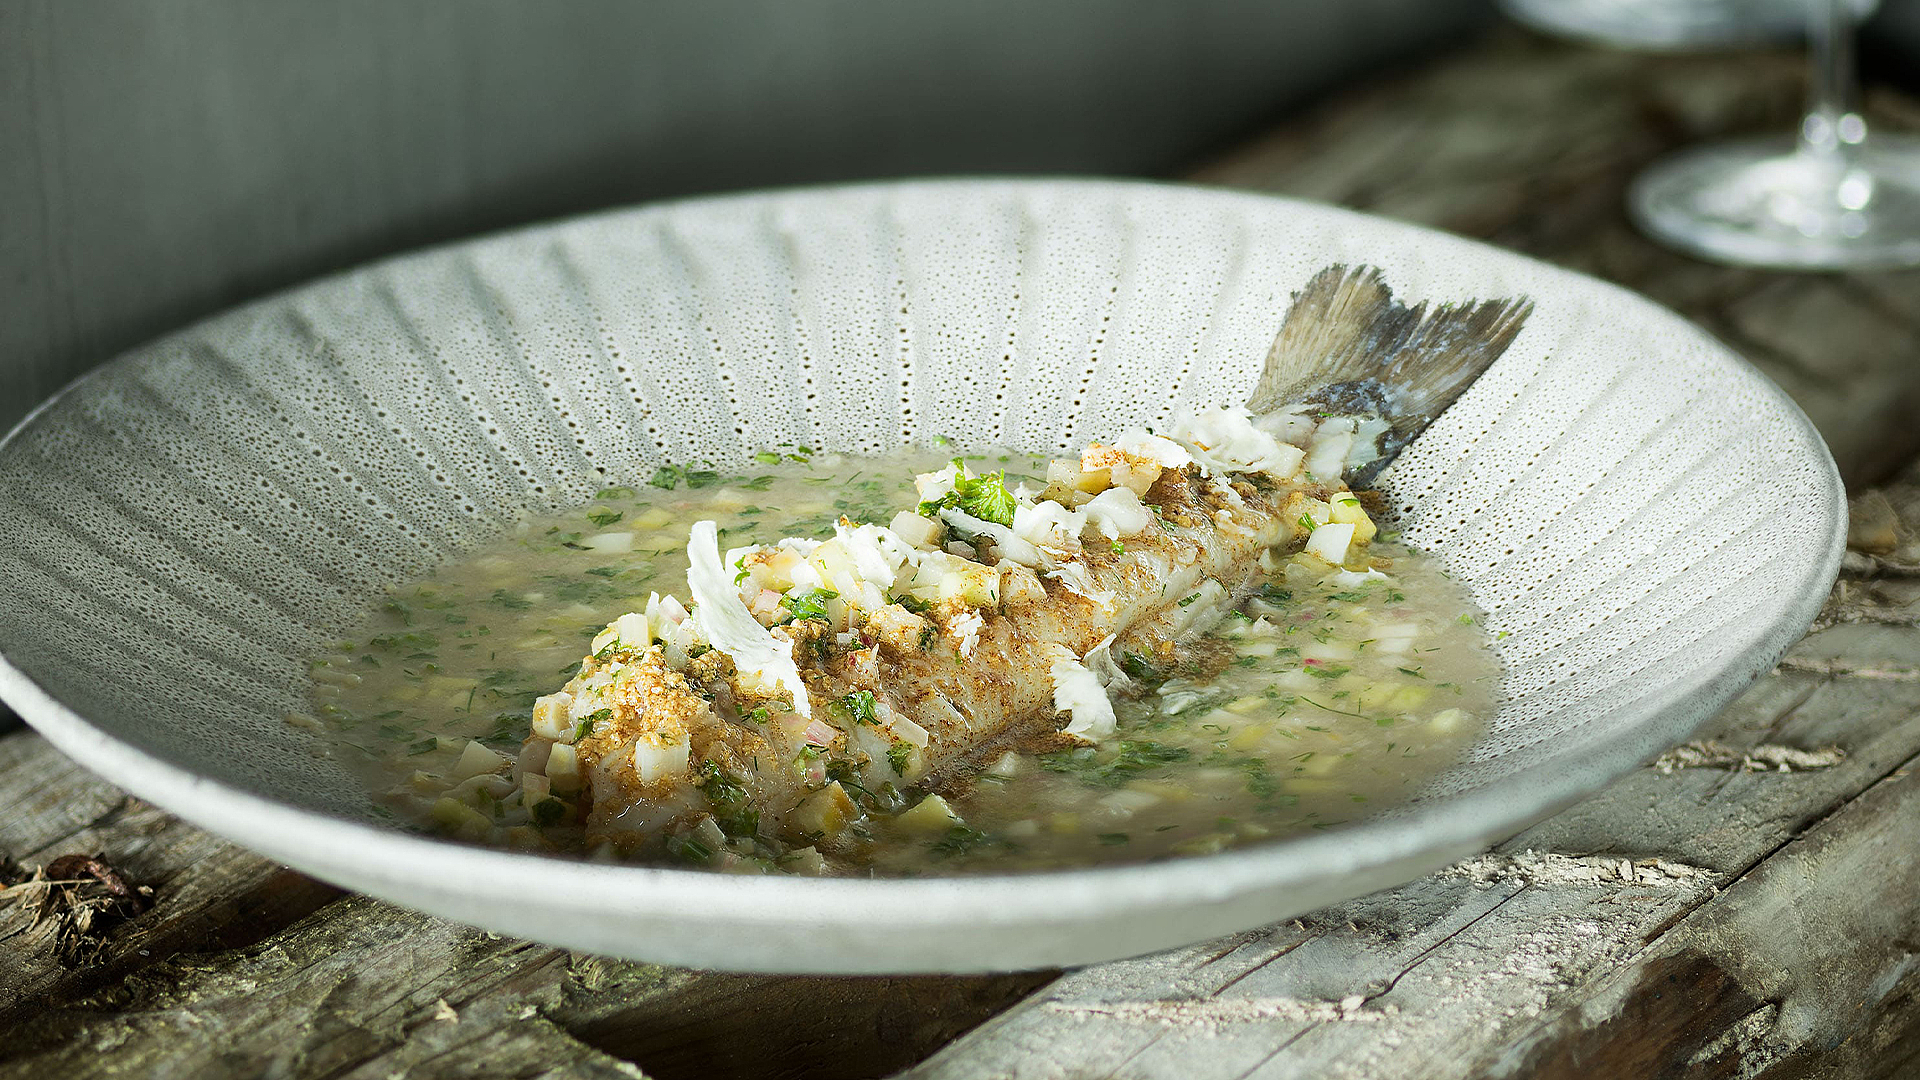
xmin=505 ymin=264 xmax=1532 ymax=868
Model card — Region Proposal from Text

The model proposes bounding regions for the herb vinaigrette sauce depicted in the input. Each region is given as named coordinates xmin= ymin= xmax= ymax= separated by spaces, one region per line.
xmin=310 ymin=448 xmax=1498 ymax=874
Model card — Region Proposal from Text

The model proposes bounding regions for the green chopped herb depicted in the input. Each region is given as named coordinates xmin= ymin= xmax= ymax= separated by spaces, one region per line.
xmin=698 ymin=761 xmax=761 ymax=838
xmin=930 ymin=824 xmax=999 ymax=858
xmin=488 ymin=589 xmax=532 ymax=611
xmin=1119 ymin=651 xmax=1163 ymax=685
xmin=1039 ymin=739 xmax=1190 ymax=789
xmin=886 ymin=741 xmax=913 ymax=775
xmin=368 ymin=630 xmax=440 ymax=653
xmin=918 ymin=459 xmax=1017 ymax=527
xmin=782 ymin=587 xmax=838 ymax=622
xmin=575 ymin=708 xmax=611 ymax=742
xmin=405 ymin=737 xmax=438 ymax=756
xmin=594 ymin=486 xmax=637 ymax=501
xmin=1097 ymin=832 xmax=1131 ymax=846
xmin=531 ymin=797 xmax=567 ymax=827
xmin=666 ymin=833 xmax=714 ymax=863
xmin=586 ymin=508 xmax=623 ymax=527
xmin=839 ymin=690 xmax=879 ymax=726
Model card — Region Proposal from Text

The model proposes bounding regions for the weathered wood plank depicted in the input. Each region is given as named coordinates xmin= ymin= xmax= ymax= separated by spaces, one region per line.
xmin=0 ymin=735 xmax=1051 ymax=1079
xmin=901 ymin=591 xmax=1916 ymax=1079
xmin=0 ymin=736 xmax=342 ymax=1028
xmin=899 ymin=462 xmax=1920 ymax=1079
xmin=0 ymin=886 xmax=1053 ymax=1080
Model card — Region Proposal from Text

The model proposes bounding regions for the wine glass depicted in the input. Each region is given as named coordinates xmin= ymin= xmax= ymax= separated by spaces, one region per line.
xmin=1627 ymin=0 xmax=1920 ymax=269
xmin=1502 ymin=0 xmax=1808 ymax=50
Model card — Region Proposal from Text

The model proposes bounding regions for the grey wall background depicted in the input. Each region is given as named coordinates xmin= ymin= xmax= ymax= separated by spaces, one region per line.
xmin=1 ymin=0 xmax=1492 ymax=435
xmin=5 ymin=0 xmax=1915 ymax=735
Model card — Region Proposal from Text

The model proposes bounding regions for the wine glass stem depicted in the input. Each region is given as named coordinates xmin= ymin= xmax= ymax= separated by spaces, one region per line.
xmin=1801 ymin=0 xmax=1865 ymax=162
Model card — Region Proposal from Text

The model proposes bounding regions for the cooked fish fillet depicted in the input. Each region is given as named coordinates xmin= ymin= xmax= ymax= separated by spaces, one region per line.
xmin=511 ymin=265 xmax=1530 ymax=865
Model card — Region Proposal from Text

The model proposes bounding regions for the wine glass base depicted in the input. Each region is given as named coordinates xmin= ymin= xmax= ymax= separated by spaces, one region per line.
xmin=1500 ymin=0 xmax=1804 ymax=49
xmin=1628 ymin=136 xmax=1920 ymax=270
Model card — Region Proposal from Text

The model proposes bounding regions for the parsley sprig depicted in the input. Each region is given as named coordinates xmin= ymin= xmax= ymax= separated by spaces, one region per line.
xmin=918 ymin=459 xmax=1017 ymax=527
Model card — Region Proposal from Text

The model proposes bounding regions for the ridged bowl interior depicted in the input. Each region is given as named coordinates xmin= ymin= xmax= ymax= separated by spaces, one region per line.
xmin=0 ymin=180 xmax=1842 ymax=973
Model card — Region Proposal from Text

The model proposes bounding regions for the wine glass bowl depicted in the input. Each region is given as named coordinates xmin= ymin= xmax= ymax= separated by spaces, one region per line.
xmin=1627 ymin=0 xmax=1920 ymax=270
xmin=1630 ymin=134 xmax=1920 ymax=269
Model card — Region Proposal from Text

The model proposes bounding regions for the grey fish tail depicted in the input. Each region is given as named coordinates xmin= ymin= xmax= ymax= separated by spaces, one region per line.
xmin=1245 ymin=265 xmax=1532 ymax=486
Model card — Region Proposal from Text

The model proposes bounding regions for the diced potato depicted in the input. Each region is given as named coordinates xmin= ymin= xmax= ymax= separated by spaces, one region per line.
xmin=790 ymin=782 xmax=858 ymax=837
xmin=895 ymin=793 xmax=964 ymax=833
xmin=1170 ymin=832 xmax=1233 ymax=856
xmin=546 ymin=743 xmax=582 ymax=795
xmin=1229 ymin=722 xmax=1270 ymax=750
xmin=1047 ymin=812 xmax=1081 ymax=835
xmin=614 ymin=611 xmax=650 ymax=646
xmin=889 ymin=510 xmax=943 ymax=549
xmin=454 ymin=740 xmax=509 ymax=780
xmin=1430 ymin=708 xmax=1468 ymax=734
xmin=632 ymin=733 xmax=691 ymax=784
xmin=521 ymin=773 xmax=551 ymax=802
xmin=986 ymin=751 xmax=1024 ymax=777
xmin=935 ymin=563 xmax=999 ymax=607
xmin=589 ymin=625 xmax=619 ymax=654
xmin=810 ymin=539 xmax=853 ymax=579
xmin=778 ymin=846 xmax=828 ymax=875
xmin=1050 ymin=459 xmax=1111 ymax=494
xmin=531 ymin=692 xmax=574 ymax=740
xmin=1094 ymin=789 xmax=1161 ymax=818
xmin=634 ymin=507 xmax=674 ymax=529
xmin=1107 ymin=460 xmax=1159 ymax=498
xmin=581 ymin=531 xmax=634 ymax=553
xmin=1389 ymin=685 xmax=1431 ymax=711
xmin=1328 ymin=492 xmax=1378 ymax=544
xmin=503 ymin=825 xmax=547 ymax=851
xmin=1223 ymin=695 xmax=1266 ymax=716
xmin=431 ymin=797 xmax=493 ymax=840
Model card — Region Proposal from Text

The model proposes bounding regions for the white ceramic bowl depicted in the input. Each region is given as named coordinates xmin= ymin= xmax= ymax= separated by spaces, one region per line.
xmin=0 ymin=179 xmax=1842 ymax=973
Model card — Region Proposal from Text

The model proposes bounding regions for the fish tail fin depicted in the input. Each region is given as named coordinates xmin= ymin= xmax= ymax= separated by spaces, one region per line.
xmin=1245 ymin=265 xmax=1532 ymax=485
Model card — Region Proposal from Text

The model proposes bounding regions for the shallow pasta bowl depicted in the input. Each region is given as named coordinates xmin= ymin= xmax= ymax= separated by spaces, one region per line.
xmin=0 ymin=179 xmax=1843 ymax=974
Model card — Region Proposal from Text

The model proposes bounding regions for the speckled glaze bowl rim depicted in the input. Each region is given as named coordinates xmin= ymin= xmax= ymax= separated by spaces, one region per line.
xmin=0 ymin=178 xmax=1847 ymax=971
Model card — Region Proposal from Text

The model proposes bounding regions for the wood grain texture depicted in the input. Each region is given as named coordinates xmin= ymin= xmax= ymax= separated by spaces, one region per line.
xmin=901 ymin=519 xmax=1920 ymax=1078
xmin=7 ymin=26 xmax=1920 ymax=1080
xmin=0 ymin=739 xmax=1051 ymax=1080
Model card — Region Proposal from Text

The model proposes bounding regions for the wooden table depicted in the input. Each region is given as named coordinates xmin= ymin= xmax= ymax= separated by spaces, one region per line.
xmin=6 ymin=30 xmax=1920 ymax=1080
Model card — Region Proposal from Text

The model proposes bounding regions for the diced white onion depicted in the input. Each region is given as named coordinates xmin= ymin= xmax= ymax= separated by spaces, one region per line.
xmin=1305 ymin=522 xmax=1356 ymax=565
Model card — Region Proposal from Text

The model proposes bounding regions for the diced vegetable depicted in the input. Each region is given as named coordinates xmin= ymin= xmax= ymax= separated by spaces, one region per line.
xmin=454 ymin=740 xmax=509 ymax=780
xmin=895 ymin=794 xmax=963 ymax=833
